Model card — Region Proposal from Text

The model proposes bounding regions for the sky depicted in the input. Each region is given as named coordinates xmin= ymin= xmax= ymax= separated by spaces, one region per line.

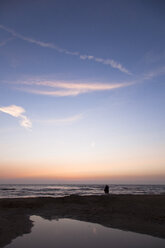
xmin=0 ymin=0 xmax=165 ymax=184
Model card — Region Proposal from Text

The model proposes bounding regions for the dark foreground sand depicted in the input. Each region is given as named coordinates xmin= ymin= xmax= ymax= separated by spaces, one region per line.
xmin=0 ymin=195 xmax=165 ymax=247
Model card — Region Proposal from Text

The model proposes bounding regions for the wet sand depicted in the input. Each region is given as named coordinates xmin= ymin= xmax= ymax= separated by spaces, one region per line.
xmin=0 ymin=195 xmax=165 ymax=247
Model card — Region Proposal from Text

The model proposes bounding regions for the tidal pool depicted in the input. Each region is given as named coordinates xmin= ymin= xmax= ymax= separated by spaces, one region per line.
xmin=5 ymin=216 xmax=165 ymax=248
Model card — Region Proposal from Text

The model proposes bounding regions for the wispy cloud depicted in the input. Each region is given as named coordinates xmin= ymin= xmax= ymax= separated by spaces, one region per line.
xmin=0 ymin=105 xmax=32 ymax=129
xmin=143 ymin=50 xmax=165 ymax=65
xmin=16 ymin=80 xmax=133 ymax=96
xmin=0 ymin=24 xmax=131 ymax=75
xmin=8 ymin=62 xmax=164 ymax=97
xmin=0 ymin=37 xmax=14 ymax=47
xmin=80 ymin=55 xmax=131 ymax=74
xmin=37 ymin=113 xmax=83 ymax=125
xmin=143 ymin=66 xmax=165 ymax=80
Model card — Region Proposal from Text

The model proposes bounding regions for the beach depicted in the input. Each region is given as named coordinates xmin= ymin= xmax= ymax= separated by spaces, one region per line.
xmin=0 ymin=194 xmax=165 ymax=247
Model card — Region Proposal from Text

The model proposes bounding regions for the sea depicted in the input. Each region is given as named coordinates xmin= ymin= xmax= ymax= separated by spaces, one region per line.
xmin=0 ymin=184 xmax=165 ymax=198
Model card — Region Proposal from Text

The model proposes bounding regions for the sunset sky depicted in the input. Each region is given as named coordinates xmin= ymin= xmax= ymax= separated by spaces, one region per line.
xmin=0 ymin=0 xmax=165 ymax=184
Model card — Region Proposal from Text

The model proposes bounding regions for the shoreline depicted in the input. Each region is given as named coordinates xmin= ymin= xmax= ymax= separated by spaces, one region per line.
xmin=0 ymin=194 xmax=165 ymax=247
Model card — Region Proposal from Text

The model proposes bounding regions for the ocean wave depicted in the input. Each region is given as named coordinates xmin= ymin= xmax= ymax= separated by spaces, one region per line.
xmin=21 ymin=188 xmax=61 ymax=192
xmin=0 ymin=188 xmax=16 ymax=191
xmin=0 ymin=184 xmax=165 ymax=198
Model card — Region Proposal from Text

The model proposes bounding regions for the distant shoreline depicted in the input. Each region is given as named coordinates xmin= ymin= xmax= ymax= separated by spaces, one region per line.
xmin=0 ymin=195 xmax=165 ymax=247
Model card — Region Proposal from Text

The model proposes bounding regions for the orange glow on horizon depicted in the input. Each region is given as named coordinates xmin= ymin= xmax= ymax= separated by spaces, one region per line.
xmin=0 ymin=160 xmax=165 ymax=182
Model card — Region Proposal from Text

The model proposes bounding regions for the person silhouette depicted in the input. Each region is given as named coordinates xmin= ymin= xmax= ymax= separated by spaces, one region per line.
xmin=104 ymin=185 xmax=109 ymax=194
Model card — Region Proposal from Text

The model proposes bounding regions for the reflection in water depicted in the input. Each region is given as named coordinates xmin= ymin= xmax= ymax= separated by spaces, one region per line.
xmin=5 ymin=216 xmax=165 ymax=248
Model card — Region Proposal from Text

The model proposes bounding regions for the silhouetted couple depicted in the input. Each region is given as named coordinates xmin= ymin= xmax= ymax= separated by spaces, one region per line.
xmin=104 ymin=185 xmax=109 ymax=194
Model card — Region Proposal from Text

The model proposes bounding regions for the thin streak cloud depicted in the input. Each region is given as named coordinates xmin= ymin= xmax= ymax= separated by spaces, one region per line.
xmin=22 ymin=89 xmax=85 ymax=96
xmin=20 ymin=80 xmax=131 ymax=90
xmin=143 ymin=66 xmax=165 ymax=80
xmin=80 ymin=55 xmax=131 ymax=74
xmin=16 ymin=80 xmax=133 ymax=96
xmin=0 ymin=37 xmax=14 ymax=47
xmin=0 ymin=24 xmax=131 ymax=75
xmin=0 ymin=105 xmax=32 ymax=129
xmin=37 ymin=113 xmax=83 ymax=125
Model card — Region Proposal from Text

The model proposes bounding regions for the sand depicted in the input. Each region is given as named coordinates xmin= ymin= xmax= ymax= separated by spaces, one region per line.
xmin=0 ymin=194 xmax=165 ymax=247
